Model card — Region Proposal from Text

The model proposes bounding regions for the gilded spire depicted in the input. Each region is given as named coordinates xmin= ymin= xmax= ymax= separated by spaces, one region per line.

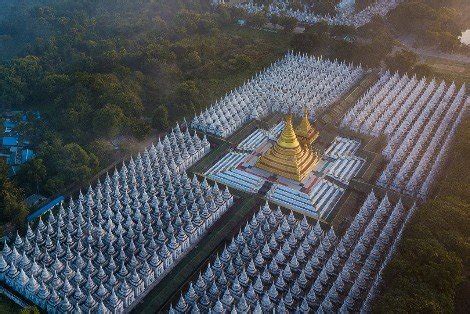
xmin=277 ymin=115 xmax=301 ymax=150
xmin=296 ymin=108 xmax=319 ymax=147
xmin=297 ymin=108 xmax=312 ymax=136
xmin=255 ymin=114 xmax=319 ymax=182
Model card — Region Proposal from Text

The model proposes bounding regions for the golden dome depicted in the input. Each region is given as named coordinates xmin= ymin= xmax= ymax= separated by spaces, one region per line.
xmin=256 ymin=115 xmax=319 ymax=182
xmin=277 ymin=115 xmax=301 ymax=150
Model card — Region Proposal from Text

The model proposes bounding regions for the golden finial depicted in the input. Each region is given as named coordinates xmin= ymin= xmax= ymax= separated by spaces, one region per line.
xmin=297 ymin=108 xmax=312 ymax=136
xmin=277 ymin=114 xmax=301 ymax=149
xmin=255 ymin=113 xmax=319 ymax=182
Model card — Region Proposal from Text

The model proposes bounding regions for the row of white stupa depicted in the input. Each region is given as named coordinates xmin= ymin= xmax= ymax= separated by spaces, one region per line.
xmin=191 ymin=52 xmax=363 ymax=138
xmin=0 ymin=123 xmax=239 ymax=313
xmin=170 ymin=191 xmax=413 ymax=313
xmin=341 ymin=71 xmax=468 ymax=199
xmin=222 ymin=0 xmax=403 ymax=28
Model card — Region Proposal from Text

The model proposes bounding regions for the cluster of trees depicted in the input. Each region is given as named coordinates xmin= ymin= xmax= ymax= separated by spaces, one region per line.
xmin=385 ymin=50 xmax=419 ymax=74
xmin=250 ymin=0 xmax=339 ymax=16
xmin=0 ymin=159 xmax=28 ymax=227
xmin=374 ymin=118 xmax=470 ymax=312
xmin=16 ymin=133 xmax=99 ymax=196
xmin=290 ymin=18 xmax=394 ymax=68
xmin=247 ymin=11 xmax=299 ymax=33
xmin=0 ymin=0 xmax=290 ymax=207
xmin=355 ymin=0 xmax=376 ymax=12
xmin=388 ymin=0 xmax=469 ymax=52
xmin=298 ymin=0 xmax=339 ymax=16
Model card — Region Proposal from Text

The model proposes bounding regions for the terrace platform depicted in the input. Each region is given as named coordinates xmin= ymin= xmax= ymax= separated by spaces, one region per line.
xmin=205 ymin=119 xmax=366 ymax=220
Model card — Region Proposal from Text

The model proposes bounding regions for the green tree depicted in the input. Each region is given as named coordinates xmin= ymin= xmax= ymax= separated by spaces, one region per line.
xmin=39 ymin=138 xmax=99 ymax=193
xmin=291 ymin=32 xmax=323 ymax=53
xmin=174 ymin=80 xmax=199 ymax=105
xmin=15 ymin=158 xmax=47 ymax=195
xmin=43 ymin=177 xmax=65 ymax=196
xmin=88 ymin=139 xmax=115 ymax=167
xmin=129 ymin=119 xmax=152 ymax=140
xmin=214 ymin=6 xmax=232 ymax=26
xmin=269 ymin=14 xmax=280 ymax=26
xmin=247 ymin=12 xmax=268 ymax=28
xmin=152 ymin=106 xmax=170 ymax=131
xmin=330 ymin=25 xmax=357 ymax=37
xmin=59 ymin=143 xmax=99 ymax=185
xmin=181 ymin=50 xmax=202 ymax=72
xmin=0 ymin=160 xmax=28 ymax=226
xmin=279 ymin=15 xmax=298 ymax=32
xmin=414 ymin=64 xmax=435 ymax=78
xmin=197 ymin=18 xmax=217 ymax=34
xmin=20 ymin=306 xmax=40 ymax=314
xmin=92 ymin=104 xmax=125 ymax=138
xmin=385 ymin=50 xmax=419 ymax=74
xmin=0 ymin=66 xmax=25 ymax=108
xmin=175 ymin=10 xmax=202 ymax=35
xmin=438 ymin=31 xmax=460 ymax=51
xmin=227 ymin=54 xmax=253 ymax=72
xmin=312 ymin=21 xmax=330 ymax=35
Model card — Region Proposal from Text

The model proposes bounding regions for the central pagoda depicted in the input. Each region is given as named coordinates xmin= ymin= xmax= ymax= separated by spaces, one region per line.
xmin=256 ymin=114 xmax=319 ymax=182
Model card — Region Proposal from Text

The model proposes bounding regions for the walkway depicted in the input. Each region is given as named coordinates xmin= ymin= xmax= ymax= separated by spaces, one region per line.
xmin=322 ymin=70 xmax=379 ymax=126
xmin=131 ymin=193 xmax=262 ymax=313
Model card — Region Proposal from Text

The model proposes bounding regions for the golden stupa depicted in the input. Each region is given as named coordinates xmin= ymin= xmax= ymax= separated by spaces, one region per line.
xmin=296 ymin=108 xmax=319 ymax=147
xmin=256 ymin=114 xmax=319 ymax=182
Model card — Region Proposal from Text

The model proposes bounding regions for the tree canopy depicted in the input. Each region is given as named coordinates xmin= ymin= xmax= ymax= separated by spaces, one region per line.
xmin=0 ymin=159 xmax=28 ymax=226
xmin=387 ymin=0 xmax=467 ymax=52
